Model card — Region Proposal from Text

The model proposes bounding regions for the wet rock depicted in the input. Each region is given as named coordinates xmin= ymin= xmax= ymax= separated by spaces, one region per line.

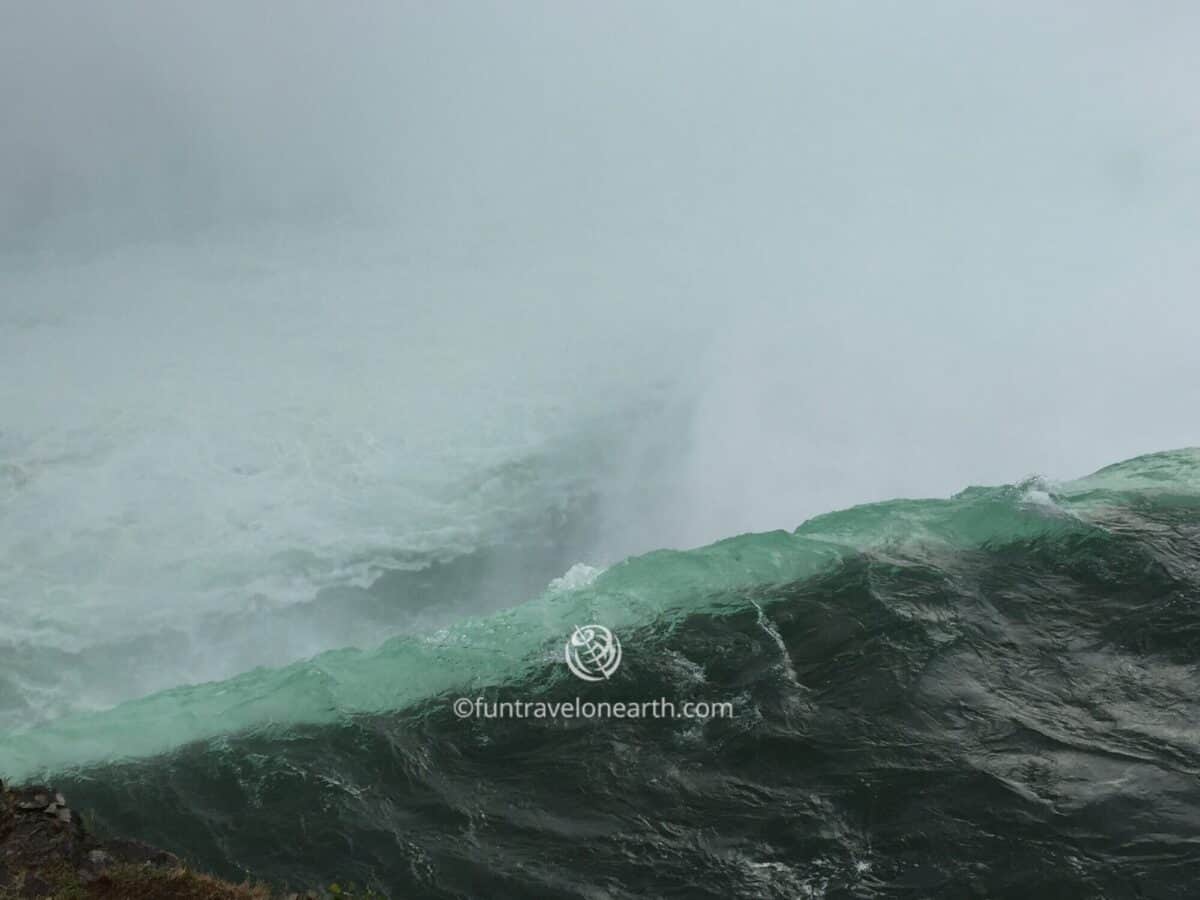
xmin=0 ymin=782 xmax=178 ymax=897
xmin=13 ymin=790 xmax=50 ymax=812
xmin=78 ymin=847 xmax=114 ymax=884
xmin=101 ymin=837 xmax=180 ymax=868
xmin=1 ymin=782 xmax=263 ymax=898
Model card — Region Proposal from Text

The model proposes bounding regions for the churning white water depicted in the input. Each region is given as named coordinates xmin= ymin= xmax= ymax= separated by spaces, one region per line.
xmin=2 ymin=3 xmax=1199 ymax=751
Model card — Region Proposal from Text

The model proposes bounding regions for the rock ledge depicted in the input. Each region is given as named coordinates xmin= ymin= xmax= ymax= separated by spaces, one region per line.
xmin=0 ymin=779 xmax=272 ymax=898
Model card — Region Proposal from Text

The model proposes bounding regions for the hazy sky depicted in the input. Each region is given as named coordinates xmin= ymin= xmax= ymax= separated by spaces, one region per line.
xmin=4 ymin=3 xmax=1195 ymax=247
xmin=3 ymin=1 xmax=1200 ymax=550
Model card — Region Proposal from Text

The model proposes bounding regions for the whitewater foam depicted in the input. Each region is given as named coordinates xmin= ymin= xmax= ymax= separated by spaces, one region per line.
xmin=7 ymin=448 xmax=1195 ymax=779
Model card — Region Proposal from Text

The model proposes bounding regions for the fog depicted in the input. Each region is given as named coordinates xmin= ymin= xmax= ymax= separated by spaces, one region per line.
xmin=3 ymin=2 xmax=1199 ymax=576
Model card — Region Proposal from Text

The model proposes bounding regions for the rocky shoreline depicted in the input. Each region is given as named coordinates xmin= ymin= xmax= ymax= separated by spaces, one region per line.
xmin=0 ymin=780 xmax=343 ymax=899
xmin=1 ymin=780 xmax=182 ymax=896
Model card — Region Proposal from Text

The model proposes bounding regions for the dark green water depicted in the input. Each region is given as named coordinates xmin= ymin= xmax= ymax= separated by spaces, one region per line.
xmin=12 ymin=449 xmax=1200 ymax=898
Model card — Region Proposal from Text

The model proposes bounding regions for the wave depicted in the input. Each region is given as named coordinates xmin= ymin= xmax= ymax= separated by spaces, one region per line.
xmin=24 ymin=446 xmax=1197 ymax=897
xmin=5 ymin=447 xmax=1197 ymax=782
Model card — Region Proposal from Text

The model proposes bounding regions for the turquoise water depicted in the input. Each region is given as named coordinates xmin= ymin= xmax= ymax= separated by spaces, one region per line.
xmin=6 ymin=447 xmax=1196 ymax=780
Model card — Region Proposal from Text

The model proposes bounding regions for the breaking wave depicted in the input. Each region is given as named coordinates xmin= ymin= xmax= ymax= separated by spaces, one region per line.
xmin=4 ymin=448 xmax=1199 ymax=896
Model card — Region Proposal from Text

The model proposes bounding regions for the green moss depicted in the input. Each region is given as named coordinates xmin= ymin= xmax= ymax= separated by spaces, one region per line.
xmin=0 ymin=861 xmax=271 ymax=900
xmin=0 ymin=784 xmax=384 ymax=898
xmin=328 ymin=883 xmax=386 ymax=899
